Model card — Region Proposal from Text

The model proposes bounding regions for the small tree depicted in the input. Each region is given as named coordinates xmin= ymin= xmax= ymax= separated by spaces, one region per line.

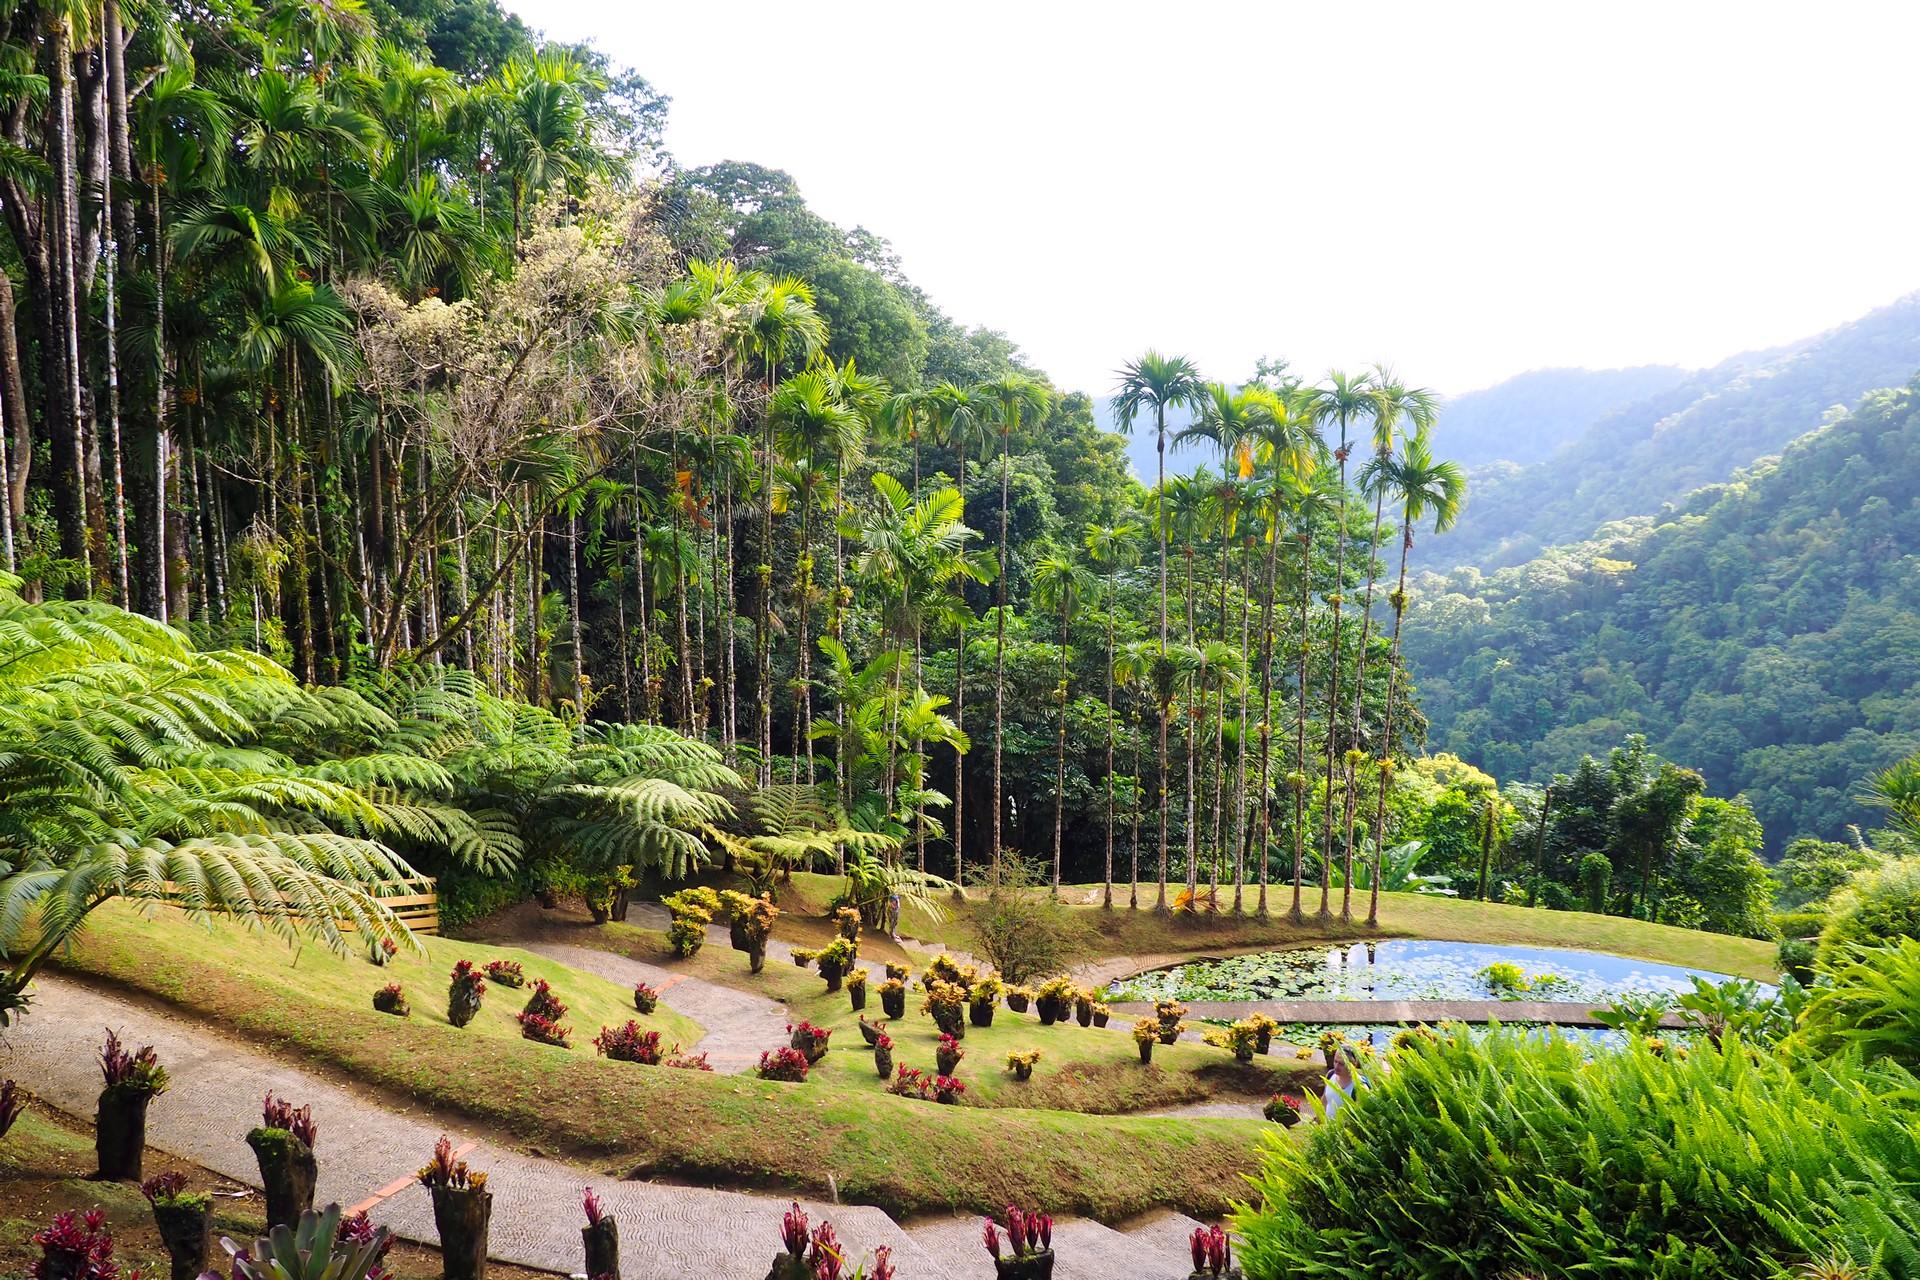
xmin=965 ymin=856 xmax=1092 ymax=985
xmin=1578 ymin=853 xmax=1612 ymax=915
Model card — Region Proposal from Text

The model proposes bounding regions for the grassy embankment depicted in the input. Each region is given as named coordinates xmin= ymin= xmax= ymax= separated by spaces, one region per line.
xmin=0 ymin=1106 xmax=551 ymax=1280
xmin=831 ymin=877 xmax=1779 ymax=983
xmin=50 ymin=903 xmax=1273 ymax=1221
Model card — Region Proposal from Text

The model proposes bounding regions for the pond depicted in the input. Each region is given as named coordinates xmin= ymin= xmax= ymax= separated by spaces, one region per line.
xmin=1105 ymin=939 xmax=1763 ymax=1005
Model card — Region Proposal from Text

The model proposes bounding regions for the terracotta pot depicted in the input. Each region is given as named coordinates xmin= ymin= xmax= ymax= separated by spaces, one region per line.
xmin=582 ymin=1214 xmax=619 ymax=1280
xmin=429 ymin=1184 xmax=492 ymax=1280
xmin=246 ymin=1128 xmax=317 ymax=1230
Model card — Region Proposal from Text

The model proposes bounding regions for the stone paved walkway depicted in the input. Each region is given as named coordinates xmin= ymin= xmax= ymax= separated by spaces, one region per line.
xmin=1106 ymin=997 xmax=1681 ymax=1028
xmin=7 ymin=974 xmax=948 ymax=1279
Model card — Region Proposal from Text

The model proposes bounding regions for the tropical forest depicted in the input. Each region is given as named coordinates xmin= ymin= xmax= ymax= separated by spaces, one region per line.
xmin=2 ymin=1 xmax=1917 ymax=1278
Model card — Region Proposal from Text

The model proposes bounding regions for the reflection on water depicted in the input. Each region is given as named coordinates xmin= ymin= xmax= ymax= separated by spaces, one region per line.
xmin=1106 ymin=940 xmax=1764 ymax=1005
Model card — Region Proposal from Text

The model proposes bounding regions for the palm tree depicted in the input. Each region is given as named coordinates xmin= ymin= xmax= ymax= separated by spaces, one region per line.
xmin=1300 ymin=369 xmax=1381 ymax=922
xmin=1342 ymin=369 xmax=1438 ymax=915
xmin=1032 ymin=552 xmax=1096 ymax=896
xmin=922 ymin=382 xmax=988 ymax=881
xmin=1359 ymin=424 xmax=1464 ymax=924
xmin=1112 ymin=638 xmax=1160 ymax=910
xmin=1193 ymin=637 xmax=1245 ymax=900
xmin=771 ymin=371 xmax=864 ymax=787
xmin=1084 ymin=520 xmax=1139 ymax=908
xmin=741 ymin=277 xmax=827 ymax=784
xmin=976 ymin=373 xmax=1052 ymax=876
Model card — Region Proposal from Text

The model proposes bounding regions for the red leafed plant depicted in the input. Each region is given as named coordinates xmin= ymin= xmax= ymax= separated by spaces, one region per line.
xmin=582 ymin=1187 xmax=606 ymax=1225
xmin=935 ymin=1032 xmax=964 ymax=1075
xmin=27 ymin=1209 xmax=128 ymax=1280
xmin=1189 ymin=1223 xmax=1232 ymax=1276
xmin=931 ymin=1074 xmax=966 ymax=1105
xmin=261 ymin=1091 xmax=318 ymax=1148
xmin=780 ymin=1202 xmax=809 ymax=1255
xmin=664 ymin=1048 xmax=713 ymax=1071
xmin=0 ymin=1078 xmax=24 ymax=1139
xmin=523 ymin=979 xmax=568 ymax=1022
xmin=632 ymin=982 xmax=660 ymax=1013
xmin=339 ymin=1209 xmax=395 ymax=1279
xmin=450 ymin=960 xmax=486 ymax=998
xmin=594 ymin=1021 xmax=663 ymax=1064
xmin=483 ymin=960 xmax=525 ymax=988
xmin=98 ymin=1030 xmax=167 ymax=1098
xmin=139 ymin=1171 xmax=189 ymax=1204
xmin=756 ymin=1046 xmax=810 ymax=1082
xmin=987 ymin=1205 xmax=1052 ymax=1259
xmin=517 ymin=1010 xmax=572 ymax=1047
xmin=807 ymin=1220 xmax=843 ymax=1280
xmin=372 ymin=984 xmax=408 ymax=1016
xmin=868 ymin=1244 xmax=894 ymax=1280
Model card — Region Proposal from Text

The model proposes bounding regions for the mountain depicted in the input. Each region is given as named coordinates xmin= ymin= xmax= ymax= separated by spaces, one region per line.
xmin=1429 ymin=293 xmax=1920 ymax=571
xmin=1095 ymin=397 xmax=1207 ymax=484
xmin=1403 ymin=378 xmax=1920 ymax=853
xmin=1437 ymin=365 xmax=1691 ymax=466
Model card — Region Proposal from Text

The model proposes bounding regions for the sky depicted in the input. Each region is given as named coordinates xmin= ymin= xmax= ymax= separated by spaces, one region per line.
xmin=509 ymin=1 xmax=1920 ymax=399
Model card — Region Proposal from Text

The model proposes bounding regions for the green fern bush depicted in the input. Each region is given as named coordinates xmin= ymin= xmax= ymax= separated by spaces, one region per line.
xmin=1234 ymin=1030 xmax=1920 ymax=1279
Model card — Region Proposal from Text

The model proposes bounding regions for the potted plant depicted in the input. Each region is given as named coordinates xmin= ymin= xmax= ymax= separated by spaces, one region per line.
xmin=790 ymin=946 xmax=817 ymax=969
xmin=873 ymin=1032 xmax=895 ymax=1078
xmin=857 ymin=1015 xmax=887 ymax=1047
xmin=935 ymin=1032 xmax=965 ymax=1076
xmin=932 ymin=1074 xmax=966 ymax=1105
xmin=1247 ymin=1013 xmax=1277 ymax=1055
xmin=767 ymin=1203 xmax=812 ymax=1280
xmin=581 ymin=1187 xmax=619 ymax=1280
xmin=789 ymin=1020 xmax=833 ymax=1064
xmin=1091 ymin=1003 xmax=1111 ymax=1028
xmin=1187 ymin=1223 xmax=1242 ymax=1279
xmin=1004 ymin=985 xmax=1033 ymax=1014
xmin=372 ymin=983 xmax=409 ymax=1017
xmin=1133 ymin=1018 xmax=1159 ymax=1065
xmin=594 ymin=1022 xmax=664 ymax=1065
xmin=661 ymin=887 xmax=721 ymax=957
xmin=448 ymin=961 xmax=486 ymax=1028
xmin=482 ymin=960 xmax=525 ymax=989
xmin=878 ymin=978 xmax=907 ymax=1019
xmin=768 ymin=1205 xmax=891 ymax=1280
xmin=756 ymin=1047 xmax=811 ymax=1082
xmin=1005 ymin=1049 xmax=1041 ymax=1082
xmin=142 ymin=1173 xmax=210 ymax=1280
xmin=1034 ymin=977 xmax=1075 ymax=1026
xmin=847 ymin=967 xmax=869 ymax=1012
xmin=982 ymin=1206 xmax=1055 ymax=1278
xmin=833 ymin=906 xmax=863 ymax=950
xmin=1262 ymin=1093 xmax=1303 ymax=1127
xmin=923 ymin=980 xmax=967 ymax=1038
xmin=1073 ymin=989 xmax=1095 ymax=1027
xmin=1318 ymin=1029 xmax=1350 ymax=1070
xmin=720 ymin=891 xmax=780 ymax=973
xmin=884 ymin=961 xmax=911 ymax=983
xmin=95 ymin=1030 xmax=167 ymax=1181
xmin=1155 ymin=1000 xmax=1189 ymax=1046
xmin=418 ymin=1136 xmax=490 ymax=1280
xmin=203 ymin=1205 xmax=392 ymax=1280
xmin=517 ymin=980 xmax=572 ymax=1047
xmin=969 ymin=975 xmax=1003 ymax=1027
xmin=632 ymin=982 xmax=660 ymax=1013
xmin=368 ymin=937 xmax=397 ymax=968
xmin=247 ymin=1093 xmax=318 ymax=1230
xmin=814 ymin=936 xmax=857 ymax=993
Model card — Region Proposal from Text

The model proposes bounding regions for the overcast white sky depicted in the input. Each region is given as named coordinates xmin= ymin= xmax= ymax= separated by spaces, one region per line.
xmin=509 ymin=1 xmax=1920 ymax=398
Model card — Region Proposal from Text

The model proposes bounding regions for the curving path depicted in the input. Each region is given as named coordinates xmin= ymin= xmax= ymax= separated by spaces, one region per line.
xmin=6 ymin=974 xmax=945 ymax=1278
xmin=1105 ymin=997 xmax=1686 ymax=1028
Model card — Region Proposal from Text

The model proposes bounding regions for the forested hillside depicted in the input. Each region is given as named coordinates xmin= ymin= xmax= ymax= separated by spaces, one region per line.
xmin=1436 ymin=365 xmax=1688 ymax=466
xmin=1406 ymin=379 xmax=1920 ymax=851
xmin=1431 ymin=293 xmax=1920 ymax=570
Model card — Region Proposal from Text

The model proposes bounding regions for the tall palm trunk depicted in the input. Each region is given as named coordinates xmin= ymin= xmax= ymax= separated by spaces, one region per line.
xmin=991 ymin=430 xmax=1010 ymax=876
xmin=1321 ymin=435 xmax=1352 ymax=921
xmin=1296 ymin=519 xmax=1315 ymax=920
xmin=1366 ymin=508 xmax=1415 ymax=926
xmin=1051 ymin=597 xmax=1069 ymax=897
xmin=1153 ymin=405 xmax=1170 ymax=913
xmin=1254 ymin=509 xmax=1281 ymax=918
xmin=1184 ymin=547 xmax=1200 ymax=896
xmin=1232 ymin=534 xmax=1253 ymax=913
xmin=1102 ymin=568 xmax=1117 ymax=909
xmin=796 ymin=474 xmax=815 ymax=786
xmin=1344 ymin=458 xmax=1393 ymax=914
xmin=951 ymin=439 xmax=968 ymax=885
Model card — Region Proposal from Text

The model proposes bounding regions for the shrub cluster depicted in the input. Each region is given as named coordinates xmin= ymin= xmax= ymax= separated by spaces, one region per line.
xmin=886 ymin=1065 xmax=964 ymax=1104
xmin=594 ymin=1021 xmax=663 ymax=1064
xmin=756 ymin=1046 xmax=811 ymax=1082
xmin=482 ymin=960 xmax=525 ymax=988
xmin=372 ymin=983 xmax=409 ymax=1016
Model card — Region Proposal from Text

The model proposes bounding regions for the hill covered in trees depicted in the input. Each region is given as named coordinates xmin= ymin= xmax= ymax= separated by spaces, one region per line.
xmin=1435 ymin=365 xmax=1689 ymax=466
xmin=1430 ymin=293 xmax=1920 ymax=570
xmin=1405 ymin=378 xmax=1920 ymax=852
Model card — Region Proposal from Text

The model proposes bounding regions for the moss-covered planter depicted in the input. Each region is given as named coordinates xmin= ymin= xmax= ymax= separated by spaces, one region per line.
xmin=1092 ymin=1010 xmax=1110 ymax=1028
xmin=246 ymin=1127 xmax=317 ymax=1230
xmin=857 ymin=1016 xmax=885 ymax=1047
xmin=766 ymin=1253 xmax=811 ymax=1280
xmin=994 ymin=1250 xmax=1056 ymax=1278
xmin=430 ymin=1183 xmax=492 ymax=1280
xmin=1011 ymin=1061 xmax=1035 ymax=1082
xmin=969 ymin=998 xmax=996 ymax=1028
xmin=150 ymin=1198 xmax=210 ymax=1280
xmin=1074 ymin=1003 xmax=1094 ymax=1028
xmin=1006 ymin=991 xmax=1031 ymax=1014
xmin=880 ymin=987 xmax=906 ymax=1019
xmin=874 ymin=1042 xmax=894 ymax=1078
xmin=1138 ymin=1039 xmax=1154 ymax=1065
xmin=848 ymin=982 xmax=866 ymax=1012
xmin=748 ymin=945 xmax=767 ymax=975
xmin=1035 ymin=996 xmax=1064 ymax=1026
xmin=95 ymin=1087 xmax=154 ymax=1181
xmin=582 ymin=1213 xmax=619 ymax=1280
xmin=818 ymin=959 xmax=846 ymax=994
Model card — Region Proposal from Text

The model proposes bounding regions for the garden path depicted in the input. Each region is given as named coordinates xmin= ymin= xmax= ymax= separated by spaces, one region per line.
xmin=9 ymin=973 xmax=948 ymax=1277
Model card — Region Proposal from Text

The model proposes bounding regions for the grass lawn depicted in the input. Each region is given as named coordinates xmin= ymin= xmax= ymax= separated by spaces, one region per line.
xmin=814 ymin=876 xmax=1779 ymax=983
xmin=493 ymin=902 xmax=1320 ymax=1114
xmin=0 ymin=1104 xmax=552 ymax=1280
xmin=47 ymin=903 xmax=1273 ymax=1221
